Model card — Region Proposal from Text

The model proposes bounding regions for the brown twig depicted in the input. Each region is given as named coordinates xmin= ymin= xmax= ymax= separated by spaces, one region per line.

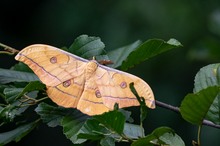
xmin=155 ymin=100 xmax=220 ymax=129
xmin=18 ymin=94 xmax=48 ymax=107
xmin=0 ymin=43 xmax=19 ymax=55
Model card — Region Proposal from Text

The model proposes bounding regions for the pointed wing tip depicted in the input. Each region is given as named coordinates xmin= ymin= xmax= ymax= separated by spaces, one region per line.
xmin=14 ymin=53 xmax=20 ymax=60
xmin=149 ymin=101 xmax=156 ymax=109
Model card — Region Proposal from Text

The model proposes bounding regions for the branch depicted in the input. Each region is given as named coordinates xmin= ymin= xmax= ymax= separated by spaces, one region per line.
xmin=0 ymin=43 xmax=19 ymax=55
xmin=155 ymin=100 xmax=220 ymax=129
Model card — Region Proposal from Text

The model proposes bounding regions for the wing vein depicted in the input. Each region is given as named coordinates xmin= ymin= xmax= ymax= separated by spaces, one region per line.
xmin=20 ymin=54 xmax=62 ymax=82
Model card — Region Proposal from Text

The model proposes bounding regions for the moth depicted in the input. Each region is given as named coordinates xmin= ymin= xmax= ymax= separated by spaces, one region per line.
xmin=15 ymin=44 xmax=155 ymax=115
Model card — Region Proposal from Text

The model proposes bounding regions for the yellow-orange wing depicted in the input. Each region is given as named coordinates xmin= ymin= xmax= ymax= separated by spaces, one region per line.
xmin=75 ymin=63 xmax=155 ymax=115
xmin=15 ymin=44 xmax=88 ymax=108
xmin=95 ymin=65 xmax=155 ymax=109
xmin=15 ymin=44 xmax=155 ymax=116
xmin=15 ymin=44 xmax=88 ymax=86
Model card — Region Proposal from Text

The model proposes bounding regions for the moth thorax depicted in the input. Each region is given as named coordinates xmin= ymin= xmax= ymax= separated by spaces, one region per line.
xmin=85 ymin=60 xmax=98 ymax=79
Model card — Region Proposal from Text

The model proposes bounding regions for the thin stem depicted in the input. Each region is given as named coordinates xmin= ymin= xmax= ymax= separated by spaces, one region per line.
xmin=197 ymin=125 xmax=202 ymax=146
xmin=120 ymin=133 xmax=134 ymax=143
xmin=140 ymin=122 xmax=145 ymax=137
xmin=202 ymin=119 xmax=220 ymax=128
xmin=155 ymin=100 xmax=179 ymax=113
xmin=0 ymin=43 xmax=19 ymax=55
xmin=19 ymin=94 xmax=48 ymax=107
xmin=36 ymin=96 xmax=48 ymax=102
xmin=19 ymin=103 xmax=36 ymax=107
xmin=155 ymin=100 xmax=220 ymax=129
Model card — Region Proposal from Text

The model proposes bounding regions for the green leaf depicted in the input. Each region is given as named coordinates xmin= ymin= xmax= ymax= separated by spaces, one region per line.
xmin=151 ymin=127 xmax=175 ymax=137
xmin=0 ymin=68 xmax=39 ymax=84
xmin=35 ymin=102 xmax=71 ymax=127
xmin=205 ymin=94 xmax=220 ymax=124
xmin=1 ymin=83 xmax=39 ymax=123
xmin=120 ymin=38 xmax=182 ymax=70
xmin=16 ymin=81 xmax=45 ymax=99
xmin=3 ymin=88 xmax=23 ymax=103
xmin=3 ymin=81 xmax=44 ymax=103
xmin=118 ymin=109 xmax=133 ymax=123
xmin=158 ymin=132 xmax=185 ymax=146
xmin=78 ymin=113 xmax=142 ymax=144
xmin=131 ymin=136 xmax=155 ymax=146
xmin=131 ymin=127 xmax=184 ymax=146
xmin=123 ymin=123 xmax=144 ymax=139
xmin=77 ymin=118 xmax=107 ymax=140
xmin=0 ymin=120 xmax=39 ymax=145
xmin=77 ymin=133 xmax=104 ymax=141
xmin=193 ymin=64 xmax=220 ymax=124
xmin=180 ymin=86 xmax=219 ymax=125
xmin=93 ymin=110 xmax=126 ymax=134
xmin=1 ymin=91 xmax=39 ymax=123
xmin=129 ymin=82 xmax=148 ymax=124
xmin=107 ymin=40 xmax=142 ymax=68
xmin=69 ymin=35 xmax=109 ymax=61
xmin=0 ymin=105 xmax=17 ymax=123
xmin=167 ymin=38 xmax=182 ymax=46
xmin=78 ymin=112 xmax=139 ymax=145
xmin=61 ymin=110 xmax=89 ymax=144
xmin=194 ymin=63 xmax=220 ymax=92
xmin=100 ymin=136 xmax=115 ymax=146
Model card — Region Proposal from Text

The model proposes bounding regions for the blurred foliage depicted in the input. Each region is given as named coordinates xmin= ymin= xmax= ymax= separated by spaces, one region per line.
xmin=1 ymin=0 xmax=220 ymax=146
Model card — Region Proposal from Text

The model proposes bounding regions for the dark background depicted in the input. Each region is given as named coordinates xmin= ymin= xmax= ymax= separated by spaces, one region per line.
xmin=1 ymin=0 xmax=220 ymax=145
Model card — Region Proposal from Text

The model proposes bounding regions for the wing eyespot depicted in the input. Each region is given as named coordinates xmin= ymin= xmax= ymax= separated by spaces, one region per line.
xmin=63 ymin=80 xmax=71 ymax=87
xmin=120 ymin=81 xmax=127 ymax=89
xmin=95 ymin=90 xmax=101 ymax=98
xmin=50 ymin=56 xmax=57 ymax=64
